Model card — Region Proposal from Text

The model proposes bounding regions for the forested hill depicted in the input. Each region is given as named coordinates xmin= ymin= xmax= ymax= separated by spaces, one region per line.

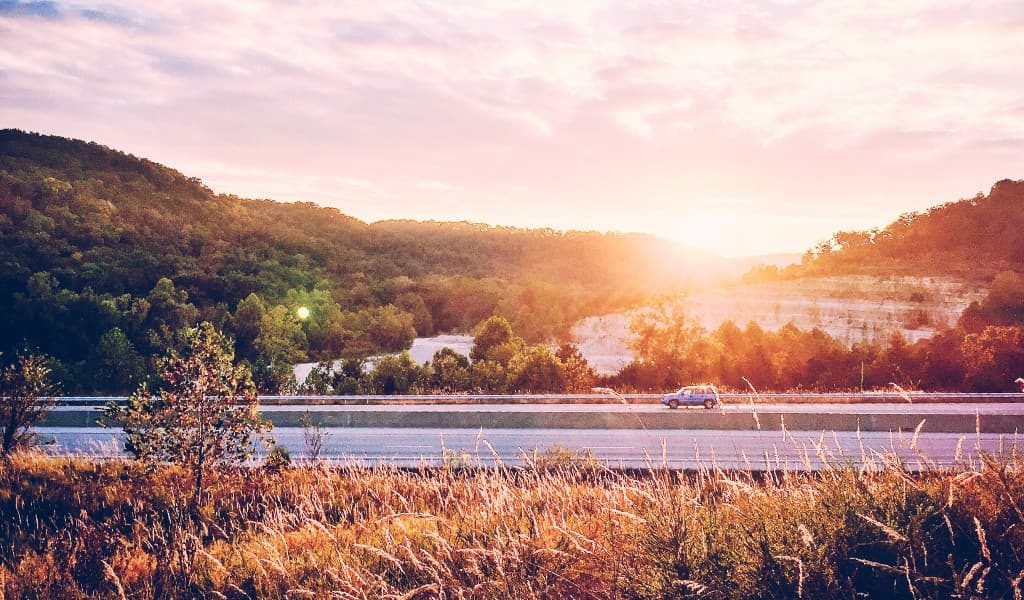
xmin=0 ymin=129 xmax=724 ymax=391
xmin=769 ymin=179 xmax=1024 ymax=281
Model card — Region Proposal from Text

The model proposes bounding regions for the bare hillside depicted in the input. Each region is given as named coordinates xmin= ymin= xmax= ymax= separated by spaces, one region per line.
xmin=572 ymin=276 xmax=985 ymax=374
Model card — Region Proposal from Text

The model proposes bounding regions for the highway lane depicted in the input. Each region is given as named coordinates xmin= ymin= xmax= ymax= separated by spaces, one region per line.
xmin=46 ymin=402 xmax=1024 ymax=415
xmin=37 ymin=427 xmax=1022 ymax=470
xmin=43 ymin=402 xmax=1024 ymax=433
xmin=48 ymin=392 xmax=1024 ymax=407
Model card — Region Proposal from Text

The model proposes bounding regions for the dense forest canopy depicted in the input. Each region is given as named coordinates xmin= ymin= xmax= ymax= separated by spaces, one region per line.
xmin=744 ymin=179 xmax=1024 ymax=282
xmin=0 ymin=129 xmax=724 ymax=392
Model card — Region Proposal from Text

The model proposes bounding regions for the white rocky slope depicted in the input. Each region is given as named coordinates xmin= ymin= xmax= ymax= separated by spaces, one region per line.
xmin=294 ymin=335 xmax=474 ymax=387
xmin=571 ymin=276 xmax=986 ymax=375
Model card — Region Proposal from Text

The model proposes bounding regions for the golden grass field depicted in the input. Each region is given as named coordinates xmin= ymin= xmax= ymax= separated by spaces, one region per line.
xmin=1 ymin=447 xmax=1022 ymax=599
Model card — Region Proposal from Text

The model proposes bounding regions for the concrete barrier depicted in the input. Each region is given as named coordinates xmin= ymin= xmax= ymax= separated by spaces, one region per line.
xmin=42 ymin=406 xmax=1024 ymax=433
xmin=48 ymin=393 xmax=1024 ymax=406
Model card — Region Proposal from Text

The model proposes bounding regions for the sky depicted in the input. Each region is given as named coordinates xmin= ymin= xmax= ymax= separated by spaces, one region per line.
xmin=1 ymin=0 xmax=1023 ymax=257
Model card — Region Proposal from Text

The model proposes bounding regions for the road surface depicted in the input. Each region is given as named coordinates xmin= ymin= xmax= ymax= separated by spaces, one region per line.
xmin=37 ymin=426 xmax=1020 ymax=470
xmin=47 ymin=402 xmax=1024 ymax=415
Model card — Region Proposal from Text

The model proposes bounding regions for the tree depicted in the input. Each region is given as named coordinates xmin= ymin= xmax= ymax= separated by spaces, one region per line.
xmin=90 ymin=327 xmax=145 ymax=394
xmin=470 ymin=316 xmax=522 ymax=366
xmin=428 ymin=347 xmax=471 ymax=392
xmin=0 ymin=352 xmax=56 ymax=459
xmin=253 ymin=304 xmax=306 ymax=393
xmin=556 ymin=343 xmax=596 ymax=393
xmin=102 ymin=322 xmax=270 ymax=501
xmin=469 ymin=360 xmax=508 ymax=393
xmin=231 ymin=293 xmax=265 ymax=362
xmin=137 ymin=277 xmax=200 ymax=354
xmin=397 ymin=291 xmax=434 ymax=337
xmin=628 ymin=302 xmax=709 ymax=389
xmin=961 ymin=326 xmax=1024 ymax=391
xmin=365 ymin=305 xmax=416 ymax=352
xmin=299 ymin=360 xmax=338 ymax=395
xmin=509 ymin=346 xmax=565 ymax=393
xmin=363 ymin=352 xmax=426 ymax=394
xmin=960 ymin=271 xmax=1024 ymax=331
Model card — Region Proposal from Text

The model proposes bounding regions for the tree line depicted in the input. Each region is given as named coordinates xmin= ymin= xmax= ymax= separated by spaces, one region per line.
xmin=304 ymin=271 xmax=1024 ymax=394
xmin=300 ymin=316 xmax=597 ymax=395
xmin=3 ymin=269 xmax=1021 ymax=399
xmin=744 ymin=179 xmax=1024 ymax=283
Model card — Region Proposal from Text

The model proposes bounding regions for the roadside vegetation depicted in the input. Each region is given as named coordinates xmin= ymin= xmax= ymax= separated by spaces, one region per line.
xmin=301 ymin=293 xmax=1024 ymax=394
xmin=0 ymin=352 xmax=56 ymax=460
xmin=0 ymin=448 xmax=1022 ymax=598
xmin=101 ymin=322 xmax=271 ymax=502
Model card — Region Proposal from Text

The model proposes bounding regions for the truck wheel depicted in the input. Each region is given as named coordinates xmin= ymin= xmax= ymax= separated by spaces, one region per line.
xmin=704 ymin=399 xmax=715 ymax=409
xmin=668 ymin=399 xmax=679 ymax=409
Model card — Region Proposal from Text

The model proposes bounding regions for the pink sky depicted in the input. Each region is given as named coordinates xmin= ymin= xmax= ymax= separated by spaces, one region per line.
xmin=2 ymin=0 xmax=1022 ymax=256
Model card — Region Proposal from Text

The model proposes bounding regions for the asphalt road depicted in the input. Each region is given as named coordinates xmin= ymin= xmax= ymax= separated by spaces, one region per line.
xmin=37 ymin=427 xmax=1021 ymax=470
xmin=46 ymin=402 xmax=1024 ymax=415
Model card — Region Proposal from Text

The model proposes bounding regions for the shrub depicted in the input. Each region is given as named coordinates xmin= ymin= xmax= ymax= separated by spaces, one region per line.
xmin=102 ymin=322 xmax=271 ymax=501
xmin=0 ymin=352 xmax=57 ymax=459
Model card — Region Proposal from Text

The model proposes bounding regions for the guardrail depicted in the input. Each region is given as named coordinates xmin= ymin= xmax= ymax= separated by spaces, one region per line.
xmin=45 ymin=392 xmax=1024 ymax=406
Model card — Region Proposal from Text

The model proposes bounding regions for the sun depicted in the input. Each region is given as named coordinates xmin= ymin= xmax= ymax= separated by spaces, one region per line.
xmin=663 ymin=211 xmax=733 ymax=250
xmin=296 ymin=306 xmax=310 ymax=320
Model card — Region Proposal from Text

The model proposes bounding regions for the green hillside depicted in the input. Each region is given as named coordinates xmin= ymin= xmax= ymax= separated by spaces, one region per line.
xmin=0 ymin=129 xmax=718 ymax=392
xmin=789 ymin=179 xmax=1024 ymax=280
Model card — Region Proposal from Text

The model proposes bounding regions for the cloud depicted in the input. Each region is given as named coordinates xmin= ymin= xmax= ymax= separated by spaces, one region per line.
xmin=1 ymin=0 xmax=1022 ymax=255
xmin=0 ymin=1 xmax=58 ymax=18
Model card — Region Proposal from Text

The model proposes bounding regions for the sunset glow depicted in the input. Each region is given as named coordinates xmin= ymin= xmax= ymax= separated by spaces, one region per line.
xmin=2 ymin=0 xmax=1022 ymax=255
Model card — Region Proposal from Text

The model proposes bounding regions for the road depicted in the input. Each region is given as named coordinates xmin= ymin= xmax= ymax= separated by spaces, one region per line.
xmin=43 ymin=402 xmax=1024 ymax=433
xmin=46 ymin=402 xmax=1024 ymax=415
xmin=290 ymin=402 xmax=1024 ymax=415
xmin=37 ymin=426 xmax=1021 ymax=470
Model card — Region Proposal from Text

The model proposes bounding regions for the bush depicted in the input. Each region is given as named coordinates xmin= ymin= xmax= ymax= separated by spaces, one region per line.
xmin=102 ymin=322 xmax=271 ymax=500
xmin=0 ymin=352 xmax=56 ymax=459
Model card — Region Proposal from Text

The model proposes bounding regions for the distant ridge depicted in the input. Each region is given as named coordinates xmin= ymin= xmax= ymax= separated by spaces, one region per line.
xmin=0 ymin=128 xmax=737 ymax=355
xmin=788 ymin=179 xmax=1024 ymax=281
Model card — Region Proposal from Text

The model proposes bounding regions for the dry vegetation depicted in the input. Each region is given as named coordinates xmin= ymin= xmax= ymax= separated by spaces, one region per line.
xmin=1 ymin=448 xmax=1023 ymax=599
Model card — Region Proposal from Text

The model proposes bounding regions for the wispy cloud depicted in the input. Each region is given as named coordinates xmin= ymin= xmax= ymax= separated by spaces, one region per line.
xmin=1 ymin=0 xmax=1022 ymax=255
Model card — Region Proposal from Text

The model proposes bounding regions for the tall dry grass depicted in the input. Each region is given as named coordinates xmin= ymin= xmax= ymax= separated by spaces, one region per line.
xmin=0 ymin=446 xmax=1022 ymax=599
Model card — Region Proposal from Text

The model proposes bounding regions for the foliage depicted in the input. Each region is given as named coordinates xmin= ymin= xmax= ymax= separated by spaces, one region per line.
xmin=289 ymin=289 xmax=1024 ymax=394
xmin=298 ymin=412 xmax=329 ymax=461
xmin=508 ymin=345 xmax=566 ymax=393
xmin=264 ymin=445 xmax=291 ymax=472
xmin=101 ymin=322 xmax=271 ymax=499
xmin=0 ymin=352 xmax=56 ymax=459
xmin=556 ymin=343 xmax=597 ymax=392
xmin=960 ymin=270 xmax=1024 ymax=332
xmin=627 ymin=302 xmax=714 ymax=389
xmin=1 ymin=453 xmax=1024 ymax=598
xmin=361 ymin=352 xmax=428 ymax=395
xmin=787 ymin=179 xmax=1024 ymax=280
xmin=0 ymin=129 xmax=709 ymax=393
xmin=4 ymin=130 xmax=1023 ymax=395
xmin=298 ymin=358 xmax=364 ymax=395
xmin=90 ymin=327 xmax=145 ymax=394
xmin=961 ymin=326 xmax=1024 ymax=392
xmin=427 ymin=347 xmax=471 ymax=393
xmin=610 ymin=298 xmax=1024 ymax=392
xmin=469 ymin=315 xmax=522 ymax=364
